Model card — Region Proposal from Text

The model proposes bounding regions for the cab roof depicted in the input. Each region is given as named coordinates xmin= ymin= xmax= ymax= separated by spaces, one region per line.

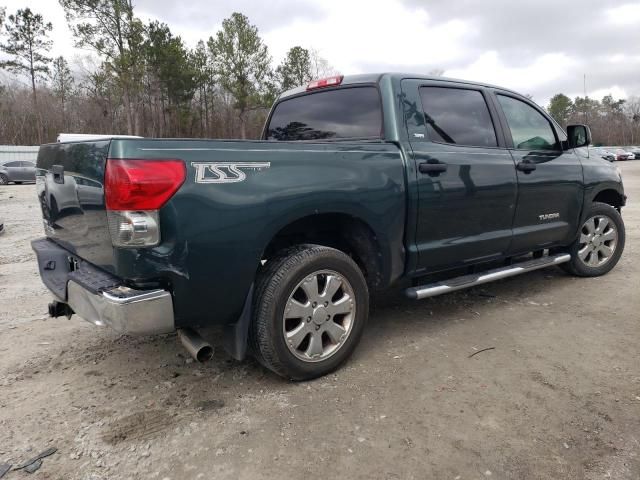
xmin=277 ymin=72 xmax=520 ymax=100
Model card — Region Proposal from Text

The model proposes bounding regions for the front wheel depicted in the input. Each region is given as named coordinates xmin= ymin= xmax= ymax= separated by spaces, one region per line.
xmin=562 ymin=202 xmax=625 ymax=277
xmin=0 ymin=174 xmax=8 ymax=185
xmin=250 ymin=245 xmax=369 ymax=380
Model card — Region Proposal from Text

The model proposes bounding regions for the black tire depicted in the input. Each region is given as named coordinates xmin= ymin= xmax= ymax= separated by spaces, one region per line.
xmin=249 ymin=245 xmax=369 ymax=381
xmin=562 ymin=202 xmax=625 ymax=277
xmin=0 ymin=174 xmax=8 ymax=185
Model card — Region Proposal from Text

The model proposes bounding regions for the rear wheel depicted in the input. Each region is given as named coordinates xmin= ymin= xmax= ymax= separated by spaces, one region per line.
xmin=562 ymin=202 xmax=625 ymax=277
xmin=0 ymin=174 xmax=8 ymax=185
xmin=250 ymin=245 xmax=369 ymax=380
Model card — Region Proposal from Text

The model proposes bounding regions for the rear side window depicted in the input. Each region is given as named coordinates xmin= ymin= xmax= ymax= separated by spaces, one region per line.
xmin=3 ymin=161 xmax=21 ymax=167
xmin=419 ymin=87 xmax=497 ymax=147
xmin=497 ymin=95 xmax=559 ymax=150
xmin=266 ymin=87 xmax=382 ymax=141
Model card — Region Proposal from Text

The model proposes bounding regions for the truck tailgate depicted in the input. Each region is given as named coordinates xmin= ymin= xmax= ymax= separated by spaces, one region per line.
xmin=36 ymin=141 xmax=115 ymax=270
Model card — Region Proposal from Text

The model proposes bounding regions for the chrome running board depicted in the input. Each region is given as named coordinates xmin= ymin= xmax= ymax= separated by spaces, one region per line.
xmin=405 ymin=253 xmax=571 ymax=300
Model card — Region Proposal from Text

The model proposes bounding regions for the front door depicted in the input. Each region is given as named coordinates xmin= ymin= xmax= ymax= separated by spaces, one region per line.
xmin=492 ymin=92 xmax=583 ymax=253
xmin=403 ymin=81 xmax=518 ymax=273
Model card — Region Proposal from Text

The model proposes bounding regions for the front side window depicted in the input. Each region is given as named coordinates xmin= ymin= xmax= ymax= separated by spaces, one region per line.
xmin=266 ymin=87 xmax=382 ymax=141
xmin=497 ymin=95 xmax=559 ymax=150
xmin=3 ymin=161 xmax=21 ymax=167
xmin=419 ymin=86 xmax=497 ymax=147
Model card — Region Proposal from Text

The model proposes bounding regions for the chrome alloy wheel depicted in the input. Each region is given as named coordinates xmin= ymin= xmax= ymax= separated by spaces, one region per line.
xmin=578 ymin=215 xmax=619 ymax=267
xmin=282 ymin=270 xmax=355 ymax=362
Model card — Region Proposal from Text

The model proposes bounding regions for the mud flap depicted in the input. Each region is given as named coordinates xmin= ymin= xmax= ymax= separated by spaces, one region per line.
xmin=221 ymin=285 xmax=253 ymax=361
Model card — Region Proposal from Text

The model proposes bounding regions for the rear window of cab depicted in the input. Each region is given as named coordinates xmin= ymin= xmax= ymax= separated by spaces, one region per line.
xmin=266 ymin=86 xmax=382 ymax=141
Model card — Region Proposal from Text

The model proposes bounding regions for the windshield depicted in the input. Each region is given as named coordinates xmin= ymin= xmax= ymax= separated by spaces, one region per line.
xmin=266 ymin=86 xmax=382 ymax=141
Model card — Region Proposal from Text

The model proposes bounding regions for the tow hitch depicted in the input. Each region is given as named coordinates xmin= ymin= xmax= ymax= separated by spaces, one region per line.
xmin=48 ymin=301 xmax=74 ymax=319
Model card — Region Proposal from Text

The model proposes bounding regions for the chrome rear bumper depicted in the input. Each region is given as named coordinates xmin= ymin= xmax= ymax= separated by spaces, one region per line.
xmin=32 ymin=237 xmax=175 ymax=336
xmin=67 ymin=282 xmax=174 ymax=335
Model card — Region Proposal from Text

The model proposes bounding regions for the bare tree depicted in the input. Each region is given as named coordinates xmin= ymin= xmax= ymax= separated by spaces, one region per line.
xmin=51 ymin=56 xmax=75 ymax=128
xmin=60 ymin=0 xmax=145 ymax=135
xmin=624 ymin=96 xmax=640 ymax=144
xmin=309 ymin=48 xmax=339 ymax=79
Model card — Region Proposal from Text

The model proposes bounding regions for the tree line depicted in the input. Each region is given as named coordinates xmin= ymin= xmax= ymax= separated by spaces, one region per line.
xmin=2 ymin=2 xmax=639 ymax=147
xmin=547 ymin=93 xmax=640 ymax=146
xmin=0 ymin=1 xmax=336 ymax=144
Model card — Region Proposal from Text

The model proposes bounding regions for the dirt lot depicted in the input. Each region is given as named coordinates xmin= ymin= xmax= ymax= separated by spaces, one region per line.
xmin=1 ymin=163 xmax=639 ymax=480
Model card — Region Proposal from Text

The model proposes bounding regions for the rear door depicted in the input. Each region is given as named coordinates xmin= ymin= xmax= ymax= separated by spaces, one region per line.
xmin=403 ymin=80 xmax=518 ymax=273
xmin=491 ymin=92 xmax=583 ymax=253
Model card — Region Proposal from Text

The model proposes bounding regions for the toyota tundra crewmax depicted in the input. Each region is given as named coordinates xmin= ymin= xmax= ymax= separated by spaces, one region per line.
xmin=32 ymin=73 xmax=626 ymax=380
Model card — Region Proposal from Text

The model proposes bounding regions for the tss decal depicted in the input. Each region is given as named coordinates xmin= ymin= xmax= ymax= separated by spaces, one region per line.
xmin=192 ymin=162 xmax=271 ymax=184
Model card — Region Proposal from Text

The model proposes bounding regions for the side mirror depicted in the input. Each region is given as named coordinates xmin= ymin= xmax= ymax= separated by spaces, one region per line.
xmin=567 ymin=124 xmax=591 ymax=148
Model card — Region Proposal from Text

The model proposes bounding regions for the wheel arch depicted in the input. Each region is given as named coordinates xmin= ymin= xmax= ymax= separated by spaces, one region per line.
xmin=260 ymin=211 xmax=398 ymax=291
xmin=592 ymin=188 xmax=626 ymax=211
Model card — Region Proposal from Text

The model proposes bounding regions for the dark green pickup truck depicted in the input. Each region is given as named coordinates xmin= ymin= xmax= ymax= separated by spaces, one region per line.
xmin=32 ymin=73 xmax=626 ymax=380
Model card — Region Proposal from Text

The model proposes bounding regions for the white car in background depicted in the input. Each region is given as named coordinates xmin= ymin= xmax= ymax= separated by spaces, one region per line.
xmin=615 ymin=149 xmax=634 ymax=161
xmin=591 ymin=147 xmax=616 ymax=162
xmin=626 ymin=146 xmax=640 ymax=159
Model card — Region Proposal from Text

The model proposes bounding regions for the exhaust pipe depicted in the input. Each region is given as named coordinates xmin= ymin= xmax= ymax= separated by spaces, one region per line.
xmin=178 ymin=328 xmax=213 ymax=362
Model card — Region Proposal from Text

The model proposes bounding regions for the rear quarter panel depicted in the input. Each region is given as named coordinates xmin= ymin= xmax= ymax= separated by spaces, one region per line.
xmin=109 ymin=139 xmax=407 ymax=327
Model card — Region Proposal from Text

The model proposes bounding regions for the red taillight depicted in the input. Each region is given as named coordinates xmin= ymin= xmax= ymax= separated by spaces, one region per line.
xmin=105 ymin=159 xmax=186 ymax=211
xmin=306 ymin=75 xmax=344 ymax=90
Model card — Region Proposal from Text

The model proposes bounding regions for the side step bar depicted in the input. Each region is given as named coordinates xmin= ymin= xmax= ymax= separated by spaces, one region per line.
xmin=405 ymin=253 xmax=571 ymax=300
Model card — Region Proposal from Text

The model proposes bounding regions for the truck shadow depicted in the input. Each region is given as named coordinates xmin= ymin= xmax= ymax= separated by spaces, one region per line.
xmin=206 ymin=265 xmax=575 ymax=383
xmin=7 ymin=266 xmax=574 ymax=393
xmin=2 ymin=266 xmax=586 ymax=451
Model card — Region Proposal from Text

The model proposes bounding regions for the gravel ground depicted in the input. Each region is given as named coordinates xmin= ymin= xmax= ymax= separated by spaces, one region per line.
xmin=1 ymin=163 xmax=639 ymax=480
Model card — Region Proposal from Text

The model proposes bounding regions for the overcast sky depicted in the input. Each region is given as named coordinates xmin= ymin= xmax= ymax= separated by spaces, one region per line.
xmin=2 ymin=0 xmax=640 ymax=105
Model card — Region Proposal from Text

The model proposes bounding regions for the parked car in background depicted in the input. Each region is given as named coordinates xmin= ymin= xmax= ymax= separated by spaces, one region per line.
xmin=615 ymin=149 xmax=634 ymax=161
xmin=0 ymin=160 xmax=36 ymax=184
xmin=0 ymin=145 xmax=39 ymax=184
xmin=627 ymin=146 xmax=640 ymax=159
xmin=592 ymin=147 xmax=616 ymax=162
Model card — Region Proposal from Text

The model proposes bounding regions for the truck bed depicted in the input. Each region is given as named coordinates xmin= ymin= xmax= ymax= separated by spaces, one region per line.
xmin=36 ymin=138 xmax=407 ymax=327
